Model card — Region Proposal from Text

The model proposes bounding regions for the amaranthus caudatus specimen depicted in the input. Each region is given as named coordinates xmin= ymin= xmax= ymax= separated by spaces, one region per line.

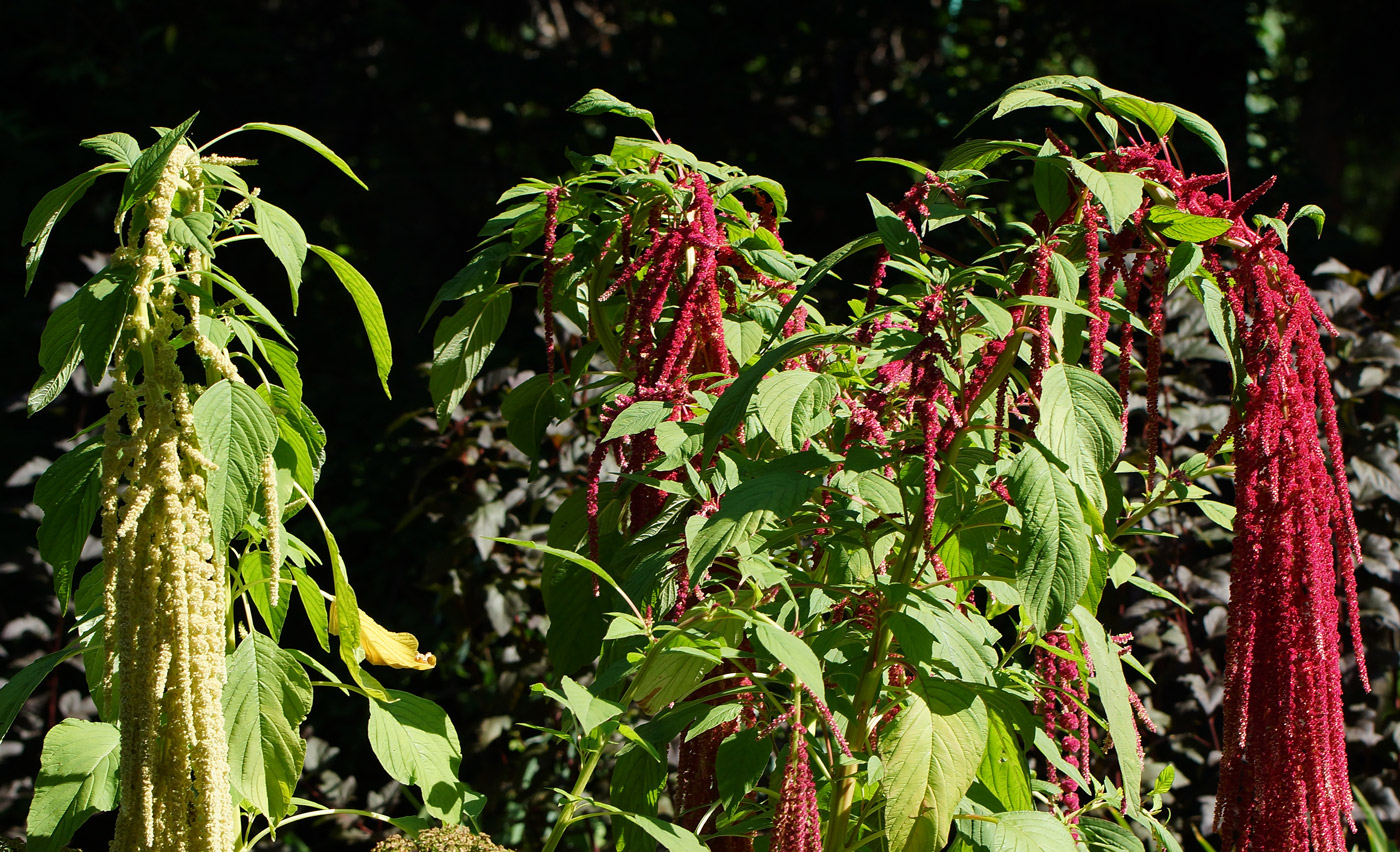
xmin=432 ymin=81 xmax=1366 ymax=852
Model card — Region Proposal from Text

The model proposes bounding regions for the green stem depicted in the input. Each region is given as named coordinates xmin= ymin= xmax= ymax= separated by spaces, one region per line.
xmin=241 ymin=807 xmax=400 ymax=851
xmin=540 ymin=742 xmax=605 ymax=852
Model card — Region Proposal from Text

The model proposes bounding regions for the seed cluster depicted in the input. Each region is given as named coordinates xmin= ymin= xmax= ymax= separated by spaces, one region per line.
xmin=99 ymin=145 xmax=239 ymax=852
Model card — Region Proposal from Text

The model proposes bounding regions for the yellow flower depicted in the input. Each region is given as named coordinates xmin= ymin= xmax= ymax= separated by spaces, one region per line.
xmin=329 ymin=602 xmax=437 ymax=670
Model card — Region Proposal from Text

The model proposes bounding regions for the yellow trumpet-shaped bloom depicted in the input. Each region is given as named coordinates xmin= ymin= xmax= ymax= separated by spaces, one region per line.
xmin=330 ymin=603 xmax=437 ymax=670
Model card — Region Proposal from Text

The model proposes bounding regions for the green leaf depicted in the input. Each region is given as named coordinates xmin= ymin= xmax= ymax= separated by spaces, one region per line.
xmin=1147 ymin=205 xmax=1232 ymax=242
xmin=422 ymin=242 xmax=513 ymax=328
xmin=882 ymin=692 xmax=933 ymax=852
xmin=1165 ymin=242 xmax=1204 ymax=293
xmin=291 ymin=565 xmax=330 ymax=652
xmin=264 ymin=383 xmax=326 ymax=500
xmin=754 ymin=370 xmax=839 ymax=451
xmin=716 ymin=727 xmax=771 ymax=811
xmin=869 ymin=193 xmax=919 ymax=259
xmin=28 ymin=294 xmax=84 ymax=415
xmin=261 ymin=338 xmax=303 ymax=402
xmin=430 ymin=290 xmax=512 ymax=430
xmin=1253 ymin=213 xmax=1289 ymax=251
xmin=559 ymin=676 xmax=625 ymax=733
xmin=502 ymin=374 xmax=569 ymax=459
xmin=308 ymin=245 xmax=392 ymax=397
xmin=1033 ymin=153 xmax=1071 ymax=222
xmin=253 ymin=198 xmax=308 ymax=305
xmin=23 ymin=167 xmax=119 ymax=293
xmin=119 ymin=113 xmax=198 ymax=213
xmin=1103 ymin=95 xmax=1176 ymax=137
xmin=0 ymin=646 xmax=82 ymax=743
xmin=567 ymin=89 xmax=657 ymax=129
xmin=240 ymin=550 xmax=292 ymax=640
xmin=1292 ymin=203 xmax=1325 ymax=237
xmin=918 ymin=680 xmax=989 ymax=849
xmin=80 ymin=132 xmax=141 ymax=165
xmin=688 ymin=472 xmax=820 ymax=575
xmin=983 ymin=810 xmax=1078 ymax=852
xmin=1068 ymin=160 xmax=1144 ymax=233
xmin=76 ymin=266 xmax=135 ymax=384
xmin=713 ymin=175 xmax=789 ymax=220
xmin=223 ymin=632 xmax=312 ymax=824
xmin=706 ymin=332 xmax=846 ymax=456
xmin=940 ymin=140 xmax=1038 ymax=171
xmin=611 ymin=747 xmax=668 ymax=852
xmin=605 ymin=400 xmax=672 ymax=442
xmin=26 ymin=719 xmax=120 ymax=852
xmin=1076 ymin=605 xmax=1142 ymax=816
xmin=1187 ymin=273 xmax=1244 ymax=401
xmin=992 ymin=89 xmax=1083 ymax=119
xmin=976 ymin=704 xmax=1032 ymax=811
xmin=1078 ymin=817 xmax=1146 ymax=852
xmin=168 ymin=209 xmax=217 ymax=258
xmin=368 ymin=690 xmax=480 ymax=824
xmin=613 ymin=813 xmax=708 ymax=852
xmin=1198 ymin=499 xmax=1235 ymax=531
xmin=754 ymin=620 xmax=826 ymax=706
xmin=237 ymin=122 xmax=368 ymax=189
xmin=629 ymin=631 xmax=721 ymax=714
xmin=1165 ymin=103 xmax=1229 ymax=171
xmin=193 ymin=379 xmax=279 ymax=551
xmin=35 ymin=438 xmax=104 ymax=608
xmin=1009 ymin=445 xmax=1090 ymax=632
xmin=1035 ymin=365 xmax=1123 ymax=513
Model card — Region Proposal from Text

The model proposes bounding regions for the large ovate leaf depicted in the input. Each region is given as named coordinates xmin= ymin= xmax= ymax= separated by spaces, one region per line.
xmin=1068 ymin=159 xmax=1144 ymax=233
xmin=1147 ymin=205 xmax=1232 ymax=242
xmin=194 ymin=379 xmax=279 ymax=551
xmin=918 ymin=680 xmax=989 ymax=849
xmin=611 ymin=746 xmax=668 ymax=852
xmin=368 ymin=690 xmax=482 ymax=824
xmin=687 ymin=472 xmax=819 ymax=575
xmin=223 ymin=632 xmax=312 ymax=824
xmin=430 ymin=289 xmax=512 ymax=429
xmin=80 ymin=132 xmax=141 ymax=165
xmin=976 ymin=703 xmax=1033 ymax=811
xmin=34 ymin=438 xmax=104 ymax=608
xmin=501 ymin=374 xmax=569 ymax=459
xmin=983 ymin=810 xmax=1078 ymax=852
xmin=1008 ymin=445 xmax=1090 ymax=632
xmin=76 ymin=266 xmax=134 ymax=383
xmin=26 ymin=719 xmax=120 ymax=852
xmin=704 ymin=332 xmax=845 ymax=456
xmin=1035 ymin=365 xmax=1122 ymax=513
xmin=568 ymin=88 xmax=657 ymax=129
xmin=755 ymin=370 xmax=839 ymax=451
xmin=881 ymin=691 xmax=933 ymax=852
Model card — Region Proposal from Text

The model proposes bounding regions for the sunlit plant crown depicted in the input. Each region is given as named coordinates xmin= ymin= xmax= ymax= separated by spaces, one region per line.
xmin=428 ymin=78 xmax=1365 ymax=852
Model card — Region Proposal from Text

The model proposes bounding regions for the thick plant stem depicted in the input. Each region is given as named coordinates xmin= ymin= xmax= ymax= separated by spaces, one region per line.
xmin=539 ymin=743 xmax=604 ymax=852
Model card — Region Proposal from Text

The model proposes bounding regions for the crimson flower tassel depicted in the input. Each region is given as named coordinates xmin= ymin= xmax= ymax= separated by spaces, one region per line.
xmin=1213 ymin=247 xmax=1367 ymax=852
xmin=771 ymin=735 xmax=821 ymax=852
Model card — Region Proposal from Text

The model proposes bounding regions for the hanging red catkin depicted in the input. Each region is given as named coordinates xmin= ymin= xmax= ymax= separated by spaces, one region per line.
xmin=771 ymin=735 xmax=822 ymax=852
xmin=1212 ymin=244 xmax=1367 ymax=852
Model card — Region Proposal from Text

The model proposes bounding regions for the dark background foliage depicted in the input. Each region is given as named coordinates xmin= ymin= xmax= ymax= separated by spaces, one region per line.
xmin=2 ymin=1 xmax=1397 ymax=849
